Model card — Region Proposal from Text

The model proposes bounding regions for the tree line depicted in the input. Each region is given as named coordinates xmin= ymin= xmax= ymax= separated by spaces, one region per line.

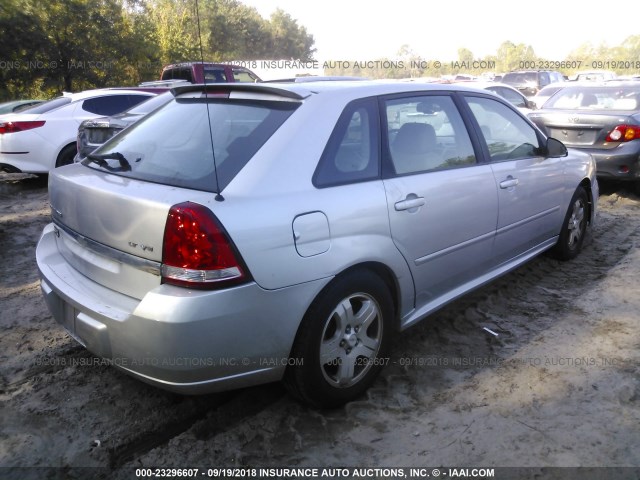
xmin=324 ymin=39 xmax=640 ymax=79
xmin=0 ymin=0 xmax=316 ymax=100
xmin=1 ymin=0 xmax=639 ymax=101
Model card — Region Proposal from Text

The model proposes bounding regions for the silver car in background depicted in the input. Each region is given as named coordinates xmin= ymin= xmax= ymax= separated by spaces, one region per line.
xmin=37 ymin=82 xmax=598 ymax=408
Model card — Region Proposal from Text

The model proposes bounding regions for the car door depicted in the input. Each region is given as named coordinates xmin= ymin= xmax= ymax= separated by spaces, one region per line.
xmin=381 ymin=93 xmax=498 ymax=316
xmin=461 ymin=94 xmax=565 ymax=266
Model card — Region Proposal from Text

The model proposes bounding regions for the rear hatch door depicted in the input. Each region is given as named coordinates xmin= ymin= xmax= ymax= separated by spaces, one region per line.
xmin=48 ymin=166 xmax=211 ymax=300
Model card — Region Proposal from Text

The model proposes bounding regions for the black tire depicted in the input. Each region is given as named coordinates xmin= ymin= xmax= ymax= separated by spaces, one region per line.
xmin=284 ymin=270 xmax=394 ymax=408
xmin=551 ymin=186 xmax=588 ymax=261
xmin=55 ymin=143 xmax=77 ymax=168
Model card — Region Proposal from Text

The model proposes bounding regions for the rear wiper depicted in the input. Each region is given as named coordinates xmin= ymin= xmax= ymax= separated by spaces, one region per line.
xmin=86 ymin=152 xmax=132 ymax=172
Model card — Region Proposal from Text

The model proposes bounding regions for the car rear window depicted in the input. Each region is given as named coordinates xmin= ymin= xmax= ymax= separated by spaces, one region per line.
xmin=126 ymin=92 xmax=173 ymax=115
xmin=503 ymin=72 xmax=537 ymax=84
xmin=544 ymin=86 xmax=640 ymax=110
xmin=22 ymin=96 xmax=72 ymax=114
xmin=84 ymin=96 xmax=298 ymax=192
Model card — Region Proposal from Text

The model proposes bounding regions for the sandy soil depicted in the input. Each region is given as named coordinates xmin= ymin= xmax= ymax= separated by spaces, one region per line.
xmin=1 ymin=174 xmax=639 ymax=479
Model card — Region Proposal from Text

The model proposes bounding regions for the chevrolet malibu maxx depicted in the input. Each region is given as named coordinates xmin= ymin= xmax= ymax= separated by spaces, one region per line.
xmin=37 ymin=82 xmax=598 ymax=407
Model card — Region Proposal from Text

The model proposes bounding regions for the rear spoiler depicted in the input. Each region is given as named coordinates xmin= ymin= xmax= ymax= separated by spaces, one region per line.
xmin=171 ymin=83 xmax=311 ymax=101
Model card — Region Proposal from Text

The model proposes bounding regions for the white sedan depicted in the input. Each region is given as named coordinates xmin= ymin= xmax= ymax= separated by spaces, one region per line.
xmin=0 ymin=89 xmax=156 ymax=173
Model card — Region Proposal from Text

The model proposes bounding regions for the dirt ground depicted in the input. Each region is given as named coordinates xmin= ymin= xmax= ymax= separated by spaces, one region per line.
xmin=1 ymin=173 xmax=639 ymax=479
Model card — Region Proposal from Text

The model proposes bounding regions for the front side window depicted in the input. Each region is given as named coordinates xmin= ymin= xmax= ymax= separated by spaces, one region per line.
xmin=385 ymin=95 xmax=476 ymax=175
xmin=85 ymin=97 xmax=298 ymax=192
xmin=232 ymin=69 xmax=259 ymax=83
xmin=314 ymin=99 xmax=379 ymax=187
xmin=464 ymin=96 xmax=541 ymax=161
xmin=539 ymin=72 xmax=550 ymax=87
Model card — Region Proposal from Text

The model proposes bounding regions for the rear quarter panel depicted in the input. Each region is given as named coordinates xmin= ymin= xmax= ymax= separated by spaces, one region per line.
xmin=215 ymin=91 xmax=415 ymax=310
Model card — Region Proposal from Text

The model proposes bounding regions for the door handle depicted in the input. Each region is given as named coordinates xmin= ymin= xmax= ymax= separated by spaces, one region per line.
xmin=394 ymin=196 xmax=425 ymax=211
xmin=500 ymin=177 xmax=519 ymax=189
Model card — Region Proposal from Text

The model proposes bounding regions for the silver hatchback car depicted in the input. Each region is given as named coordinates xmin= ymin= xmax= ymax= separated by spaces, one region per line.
xmin=37 ymin=82 xmax=598 ymax=407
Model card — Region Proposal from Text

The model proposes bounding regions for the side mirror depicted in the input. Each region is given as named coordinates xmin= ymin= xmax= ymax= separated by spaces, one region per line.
xmin=547 ymin=137 xmax=568 ymax=158
xmin=526 ymin=99 xmax=537 ymax=109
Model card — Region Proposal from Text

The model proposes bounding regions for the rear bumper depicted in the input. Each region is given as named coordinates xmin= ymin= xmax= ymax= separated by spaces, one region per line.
xmin=36 ymin=223 xmax=330 ymax=394
xmin=588 ymin=143 xmax=640 ymax=181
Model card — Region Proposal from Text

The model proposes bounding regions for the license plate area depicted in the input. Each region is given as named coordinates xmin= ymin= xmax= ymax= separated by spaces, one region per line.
xmin=62 ymin=302 xmax=86 ymax=347
xmin=548 ymin=127 xmax=597 ymax=146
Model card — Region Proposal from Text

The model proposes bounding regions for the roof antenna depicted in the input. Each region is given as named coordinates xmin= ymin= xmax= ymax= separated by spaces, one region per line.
xmin=195 ymin=0 xmax=224 ymax=201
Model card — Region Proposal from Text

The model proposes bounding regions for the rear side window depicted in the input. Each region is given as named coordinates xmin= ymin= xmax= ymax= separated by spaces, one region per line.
xmin=314 ymin=99 xmax=379 ymax=187
xmin=87 ymin=97 xmax=299 ymax=192
xmin=82 ymin=95 xmax=151 ymax=115
xmin=204 ymin=68 xmax=228 ymax=82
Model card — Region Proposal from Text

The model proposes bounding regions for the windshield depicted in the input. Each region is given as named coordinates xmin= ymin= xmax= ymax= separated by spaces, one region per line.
xmin=544 ymin=86 xmax=640 ymax=110
xmin=503 ymin=72 xmax=537 ymax=85
xmin=85 ymin=96 xmax=298 ymax=192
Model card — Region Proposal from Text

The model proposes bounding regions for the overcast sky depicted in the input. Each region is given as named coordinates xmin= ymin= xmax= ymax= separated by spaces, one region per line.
xmin=239 ymin=0 xmax=638 ymax=62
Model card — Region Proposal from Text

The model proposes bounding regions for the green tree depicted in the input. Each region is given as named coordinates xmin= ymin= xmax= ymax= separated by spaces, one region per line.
xmin=457 ymin=48 xmax=474 ymax=64
xmin=207 ymin=0 xmax=271 ymax=60
xmin=145 ymin=0 xmax=200 ymax=64
xmin=267 ymin=9 xmax=315 ymax=61
xmin=496 ymin=41 xmax=537 ymax=72
xmin=0 ymin=0 xmax=147 ymax=98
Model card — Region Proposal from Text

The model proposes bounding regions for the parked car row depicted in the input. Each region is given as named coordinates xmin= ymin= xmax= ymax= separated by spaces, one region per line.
xmin=0 ymin=89 xmax=160 ymax=173
xmin=528 ymin=81 xmax=640 ymax=191
xmin=37 ymin=80 xmax=598 ymax=407
xmin=0 ymin=62 xmax=262 ymax=174
xmin=4 ymin=64 xmax=637 ymax=407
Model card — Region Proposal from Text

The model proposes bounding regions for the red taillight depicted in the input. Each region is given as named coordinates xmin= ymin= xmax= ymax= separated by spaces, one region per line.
xmin=0 ymin=120 xmax=45 ymax=134
xmin=605 ymin=124 xmax=640 ymax=143
xmin=161 ymin=202 xmax=248 ymax=289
